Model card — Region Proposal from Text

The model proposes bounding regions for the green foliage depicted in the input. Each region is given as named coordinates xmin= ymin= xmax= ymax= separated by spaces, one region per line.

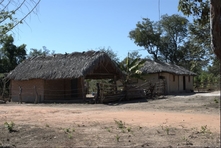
xmin=182 ymin=136 xmax=193 ymax=145
xmin=194 ymin=68 xmax=220 ymax=90
xmin=161 ymin=125 xmax=170 ymax=135
xmin=129 ymin=14 xmax=192 ymax=65
xmin=98 ymin=47 xmax=120 ymax=63
xmin=178 ymin=0 xmax=210 ymax=25
xmin=0 ymin=35 xmax=26 ymax=73
xmin=27 ymin=46 xmax=55 ymax=58
xmin=129 ymin=18 xmax=161 ymax=61
xmin=64 ymin=127 xmax=75 ymax=139
xmin=159 ymin=14 xmax=189 ymax=64
xmin=4 ymin=121 xmax=15 ymax=132
xmin=214 ymin=98 xmax=219 ymax=104
xmin=0 ymin=0 xmax=41 ymax=38
xmin=68 ymin=133 xmax=73 ymax=139
xmin=200 ymin=125 xmax=211 ymax=134
xmin=178 ymin=0 xmax=221 ymax=61
xmin=107 ymin=128 xmax=111 ymax=132
xmin=114 ymin=120 xmax=126 ymax=129
xmin=208 ymin=58 xmax=220 ymax=76
xmin=127 ymin=127 xmax=132 ymax=132
xmin=119 ymin=53 xmax=146 ymax=84
xmin=129 ymin=13 xmax=218 ymax=82
xmin=128 ymin=51 xmax=142 ymax=60
xmin=115 ymin=134 xmax=120 ymax=142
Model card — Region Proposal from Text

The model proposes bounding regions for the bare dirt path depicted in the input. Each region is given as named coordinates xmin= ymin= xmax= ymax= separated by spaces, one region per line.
xmin=0 ymin=91 xmax=220 ymax=147
xmin=0 ymin=105 xmax=219 ymax=132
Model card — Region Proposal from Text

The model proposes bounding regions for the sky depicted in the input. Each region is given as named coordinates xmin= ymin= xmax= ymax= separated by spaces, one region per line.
xmin=12 ymin=0 xmax=185 ymax=60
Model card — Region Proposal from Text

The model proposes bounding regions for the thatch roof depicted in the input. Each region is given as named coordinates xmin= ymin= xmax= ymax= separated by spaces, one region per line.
xmin=7 ymin=51 xmax=124 ymax=80
xmin=140 ymin=59 xmax=196 ymax=75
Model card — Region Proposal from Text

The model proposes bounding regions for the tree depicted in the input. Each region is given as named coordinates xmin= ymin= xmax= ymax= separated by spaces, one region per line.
xmin=118 ymin=53 xmax=146 ymax=100
xmin=0 ymin=0 xmax=41 ymax=39
xmin=27 ymin=46 xmax=55 ymax=58
xmin=178 ymin=0 xmax=221 ymax=60
xmin=179 ymin=20 xmax=211 ymax=73
xmin=98 ymin=47 xmax=120 ymax=63
xmin=158 ymin=14 xmax=189 ymax=64
xmin=119 ymin=53 xmax=146 ymax=83
xmin=129 ymin=14 xmax=190 ymax=65
xmin=0 ymin=35 xmax=26 ymax=72
xmin=129 ymin=18 xmax=161 ymax=61
xmin=128 ymin=51 xmax=142 ymax=60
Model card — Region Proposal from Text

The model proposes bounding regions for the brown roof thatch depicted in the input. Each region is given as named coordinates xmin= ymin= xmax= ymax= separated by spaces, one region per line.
xmin=140 ymin=59 xmax=196 ymax=75
xmin=7 ymin=51 xmax=124 ymax=80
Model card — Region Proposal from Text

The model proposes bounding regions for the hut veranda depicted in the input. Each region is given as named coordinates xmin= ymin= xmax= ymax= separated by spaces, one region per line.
xmin=6 ymin=51 xmax=124 ymax=103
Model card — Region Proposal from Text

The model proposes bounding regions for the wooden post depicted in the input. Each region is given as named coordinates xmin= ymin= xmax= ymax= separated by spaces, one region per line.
xmin=96 ymin=83 xmax=100 ymax=104
xmin=1 ymin=78 xmax=7 ymax=102
xmin=81 ymin=77 xmax=85 ymax=102
xmin=18 ymin=86 xmax=22 ymax=104
xmin=100 ymin=83 xmax=104 ymax=103
xmin=113 ymin=75 xmax=117 ymax=94
xmin=34 ymin=86 xmax=38 ymax=104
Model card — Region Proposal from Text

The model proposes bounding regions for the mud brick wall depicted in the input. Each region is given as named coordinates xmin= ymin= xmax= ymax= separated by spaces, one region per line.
xmin=11 ymin=79 xmax=44 ymax=103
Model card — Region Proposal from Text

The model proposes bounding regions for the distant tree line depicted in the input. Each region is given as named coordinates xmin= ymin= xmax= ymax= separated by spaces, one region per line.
xmin=0 ymin=35 xmax=54 ymax=73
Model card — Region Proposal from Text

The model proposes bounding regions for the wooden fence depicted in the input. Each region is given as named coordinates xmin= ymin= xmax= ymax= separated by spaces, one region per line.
xmin=194 ymin=82 xmax=220 ymax=92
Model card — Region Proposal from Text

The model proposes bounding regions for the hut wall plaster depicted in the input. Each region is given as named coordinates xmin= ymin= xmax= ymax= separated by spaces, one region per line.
xmin=11 ymin=79 xmax=44 ymax=103
xmin=44 ymin=79 xmax=72 ymax=100
xmin=137 ymin=72 xmax=194 ymax=94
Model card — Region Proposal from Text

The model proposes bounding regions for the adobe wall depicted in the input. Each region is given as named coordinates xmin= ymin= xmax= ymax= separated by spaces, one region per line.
xmin=44 ymin=79 xmax=72 ymax=100
xmin=137 ymin=73 xmax=194 ymax=94
xmin=10 ymin=79 xmax=44 ymax=103
xmin=44 ymin=78 xmax=85 ymax=100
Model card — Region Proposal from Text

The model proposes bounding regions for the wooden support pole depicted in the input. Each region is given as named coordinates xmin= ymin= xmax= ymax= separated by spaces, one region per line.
xmin=18 ymin=86 xmax=22 ymax=104
xmin=96 ymin=83 xmax=100 ymax=104
xmin=100 ymin=83 xmax=104 ymax=103
xmin=81 ymin=77 xmax=85 ymax=102
xmin=34 ymin=86 xmax=38 ymax=104
xmin=113 ymin=75 xmax=117 ymax=94
xmin=1 ymin=78 xmax=7 ymax=102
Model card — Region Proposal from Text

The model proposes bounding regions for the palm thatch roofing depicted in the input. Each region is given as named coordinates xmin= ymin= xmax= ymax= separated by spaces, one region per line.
xmin=7 ymin=51 xmax=124 ymax=80
xmin=140 ymin=59 xmax=196 ymax=75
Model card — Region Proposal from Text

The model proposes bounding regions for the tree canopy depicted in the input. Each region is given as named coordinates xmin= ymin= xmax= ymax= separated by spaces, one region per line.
xmin=178 ymin=0 xmax=221 ymax=60
xmin=129 ymin=14 xmax=207 ymax=68
xmin=27 ymin=46 xmax=55 ymax=58
xmin=0 ymin=35 xmax=26 ymax=73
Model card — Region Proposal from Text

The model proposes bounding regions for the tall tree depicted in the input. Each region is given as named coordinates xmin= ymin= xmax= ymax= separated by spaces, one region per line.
xmin=129 ymin=18 xmax=161 ymax=61
xmin=178 ymin=0 xmax=221 ymax=60
xmin=129 ymin=14 xmax=189 ymax=65
xmin=128 ymin=51 xmax=142 ymax=60
xmin=159 ymin=14 xmax=189 ymax=64
xmin=0 ymin=35 xmax=26 ymax=72
xmin=98 ymin=47 xmax=120 ymax=63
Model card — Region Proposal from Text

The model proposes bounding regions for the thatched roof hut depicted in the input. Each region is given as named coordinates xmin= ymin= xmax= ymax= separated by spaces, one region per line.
xmin=140 ymin=59 xmax=196 ymax=76
xmin=7 ymin=51 xmax=124 ymax=103
xmin=134 ymin=59 xmax=197 ymax=95
xmin=7 ymin=50 xmax=123 ymax=80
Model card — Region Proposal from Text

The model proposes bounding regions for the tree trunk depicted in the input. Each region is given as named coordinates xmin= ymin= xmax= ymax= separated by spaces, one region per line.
xmin=210 ymin=0 xmax=221 ymax=60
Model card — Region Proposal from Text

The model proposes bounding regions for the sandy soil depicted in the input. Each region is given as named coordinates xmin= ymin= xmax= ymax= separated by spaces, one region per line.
xmin=0 ymin=91 xmax=220 ymax=147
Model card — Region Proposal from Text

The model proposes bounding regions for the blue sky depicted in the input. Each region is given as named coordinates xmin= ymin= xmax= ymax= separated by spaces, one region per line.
xmin=12 ymin=0 xmax=185 ymax=60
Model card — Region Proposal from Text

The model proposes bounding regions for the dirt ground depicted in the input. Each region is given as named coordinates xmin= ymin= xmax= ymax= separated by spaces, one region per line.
xmin=0 ymin=91 xmax=220 ymax=147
